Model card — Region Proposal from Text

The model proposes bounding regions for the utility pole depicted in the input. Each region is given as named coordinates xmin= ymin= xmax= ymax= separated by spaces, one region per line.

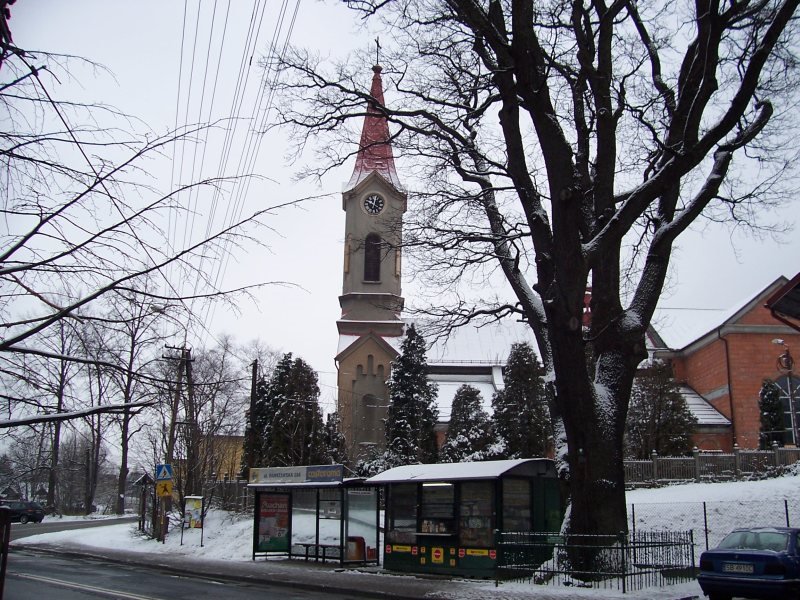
xmin=247 ymin=359 xmax=258 ymax=475
xmin=161 ymin=344 xmax=194 ymax=541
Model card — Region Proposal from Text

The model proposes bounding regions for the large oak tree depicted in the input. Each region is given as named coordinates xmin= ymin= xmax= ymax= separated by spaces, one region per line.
xmin=275 ymin=0 xmax=800 ymax=538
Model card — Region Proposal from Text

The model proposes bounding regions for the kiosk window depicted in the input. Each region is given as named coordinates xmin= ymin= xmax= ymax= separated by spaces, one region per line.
xmin=420 ymin=483 xmax=454 ymax=534
xmin=459 ymin=481 xmax=493 ymax=547
xmin=503 ymin=479 xmax=531 ymax=531
xmin=388 ymin=484 xmax=417 ymax=543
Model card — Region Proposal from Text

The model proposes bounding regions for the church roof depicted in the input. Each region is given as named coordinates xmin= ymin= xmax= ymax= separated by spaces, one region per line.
xmin=651 ymin=275 xmax=790 ymax=351
xmin=345 ymin=65 xmax=403 ymax=192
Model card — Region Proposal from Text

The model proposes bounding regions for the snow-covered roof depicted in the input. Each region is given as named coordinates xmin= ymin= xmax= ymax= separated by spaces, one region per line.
xmin=652 ymin=276 xmax=788 ymax=351
xmin=416 ymin=319 xmax=537 ymax=365
xmin=366 ymin=458 xmax=556 ymax=484
xmin=679 ymin=385 xmax=731 ymax=427
xmin=430 ymin=370 xmax=503 ymax=420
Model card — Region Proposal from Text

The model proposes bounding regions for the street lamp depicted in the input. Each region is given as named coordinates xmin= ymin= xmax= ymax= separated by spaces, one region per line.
xmin=772 ymin=339 xmax=797 ymax=446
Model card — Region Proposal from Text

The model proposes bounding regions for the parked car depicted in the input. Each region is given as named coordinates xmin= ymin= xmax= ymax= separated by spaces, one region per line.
xmin=698 ymin=526 xmax=800 ymax=600
xmin=0 ymin=500 xmax=45 ymax=524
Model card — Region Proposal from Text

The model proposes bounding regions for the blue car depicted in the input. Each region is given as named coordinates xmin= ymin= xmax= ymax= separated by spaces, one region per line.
xmin=698 ymin=527 xmax=800 ymax=600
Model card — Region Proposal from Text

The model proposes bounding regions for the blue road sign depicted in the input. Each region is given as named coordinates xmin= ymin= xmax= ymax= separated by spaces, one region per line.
xmin=156 ymin=464 xmax=173 ymax=481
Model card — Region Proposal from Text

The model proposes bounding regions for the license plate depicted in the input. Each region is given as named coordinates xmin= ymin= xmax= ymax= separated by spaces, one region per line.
xmin=723 ymin=562 xmax=754 ymax=574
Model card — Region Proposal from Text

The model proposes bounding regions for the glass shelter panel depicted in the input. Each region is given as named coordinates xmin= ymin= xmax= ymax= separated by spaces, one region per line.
xmin=388 ymin=484 xmax=417 ymax=543
xmin=317 ymin=488 xmax=343 ymax=544
xmin=503 ymin=478 xmax=531 ymax=531
xmin=420 ymin=483 xmax=455 ymax=534
xmin=346 ymin=487 xmax=378 ymax=561
xmin=291 ymin=488 xmax=318 ymax=545
xmin=459 ymin=481 xmax=493 ymax=547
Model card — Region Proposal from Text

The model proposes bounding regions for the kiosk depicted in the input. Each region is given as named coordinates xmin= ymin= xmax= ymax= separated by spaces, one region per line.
xmin=366 ymin=458 xmax=561 ymax=578
xmin=249 ymin=464 xmax=380 ymax=565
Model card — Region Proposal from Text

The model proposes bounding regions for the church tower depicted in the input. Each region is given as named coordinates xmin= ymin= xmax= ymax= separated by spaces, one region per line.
xmin=335 ymin=65 xmax=406 ymax=460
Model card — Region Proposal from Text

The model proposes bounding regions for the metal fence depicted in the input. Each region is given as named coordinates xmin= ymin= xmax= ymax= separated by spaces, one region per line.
xmin=496 ymin=530 xmax=695 ymax=593
xmin=624 ymin=445 xmax=800 ymax=485
xmin=630 ymin=498 xmax=800 ymax=553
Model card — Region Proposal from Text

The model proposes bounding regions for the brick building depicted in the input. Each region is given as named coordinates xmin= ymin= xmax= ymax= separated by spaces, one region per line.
xmin=652 ymin=276 xmax=800 ymax=451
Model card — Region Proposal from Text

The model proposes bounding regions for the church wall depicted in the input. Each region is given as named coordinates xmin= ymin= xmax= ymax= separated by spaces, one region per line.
xmin=337 ymin=341 xmax=394 ymax=461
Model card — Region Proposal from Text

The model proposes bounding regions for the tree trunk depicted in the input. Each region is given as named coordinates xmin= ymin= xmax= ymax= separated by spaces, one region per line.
xmin=116 ymin=409 xmax=129 ymax=514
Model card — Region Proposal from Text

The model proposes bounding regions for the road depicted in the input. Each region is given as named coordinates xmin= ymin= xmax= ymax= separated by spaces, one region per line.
xmin=9 ymin=516 xmax=138 ymax=541
xmin=5 ymin=550 xmax=355 ymax=599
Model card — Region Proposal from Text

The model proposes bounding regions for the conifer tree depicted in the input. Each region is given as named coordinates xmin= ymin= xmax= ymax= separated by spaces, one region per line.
xmin=382 ymin=324 xmax=439 ymax=467
xmin=624 ymin=361 xmax=697 ymax=459
xmin=324 ymin=411 xmax=348 ymax=464
xmin=439 ymin=385 xmax=492 ymax=463
xmin=491 ymin=343 xmax=551 ymax=458
xmin=249 ymin=353 xmax=326 ymax=467
xmin=760 ymin=379 xmax=785 ymax=448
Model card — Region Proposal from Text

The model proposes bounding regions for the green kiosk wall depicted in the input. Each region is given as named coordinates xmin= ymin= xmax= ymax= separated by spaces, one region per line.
xmin=366 ymin=458 xmax=561 ymax=578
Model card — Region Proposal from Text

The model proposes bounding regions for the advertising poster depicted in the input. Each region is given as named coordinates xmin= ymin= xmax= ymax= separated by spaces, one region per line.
xmin=185 ymin=496 xmax=203 ymax=529
xmin=257 ymin=493 xmax=290 ymax=552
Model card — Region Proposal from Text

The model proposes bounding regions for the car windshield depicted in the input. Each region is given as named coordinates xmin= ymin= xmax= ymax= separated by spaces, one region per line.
xmin=718 ymin=530 xmax=789 ymax=552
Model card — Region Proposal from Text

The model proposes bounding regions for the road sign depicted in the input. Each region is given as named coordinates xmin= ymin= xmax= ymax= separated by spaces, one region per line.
xmin=155 ymin=464 xmax=173 ymax=481
xmin=156 ymin=480 xmax=173 ymax=498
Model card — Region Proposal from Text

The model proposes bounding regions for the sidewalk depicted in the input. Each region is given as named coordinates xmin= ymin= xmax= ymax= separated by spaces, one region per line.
xmin=13 ymin=537 xmax=703 ymax=600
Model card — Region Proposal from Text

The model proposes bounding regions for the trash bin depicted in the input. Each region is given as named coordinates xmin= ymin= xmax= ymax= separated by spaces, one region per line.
xmin=346 ymin=536 xmax=365 ymax=561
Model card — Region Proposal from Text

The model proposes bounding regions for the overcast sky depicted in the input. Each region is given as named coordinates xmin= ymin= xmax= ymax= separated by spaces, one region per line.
xmin=10 ymin=1 xmax=800 ymax=411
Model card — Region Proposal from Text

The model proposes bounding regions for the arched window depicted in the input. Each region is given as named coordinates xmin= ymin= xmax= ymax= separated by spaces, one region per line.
xmin=364 ymin=234 xmax=381 ymax=282
xmin=776 ymin=375 xmax=800 ymax=445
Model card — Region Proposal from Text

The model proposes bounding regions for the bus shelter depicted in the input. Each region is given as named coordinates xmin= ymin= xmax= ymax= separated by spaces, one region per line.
xmin=366 ymin=458 xmax=561 ymax=578
xmin=249 ymin=464 xmax=380 ymax=565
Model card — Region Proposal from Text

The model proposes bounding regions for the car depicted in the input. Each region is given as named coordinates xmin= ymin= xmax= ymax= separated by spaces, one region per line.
xmin=0 ymin=500 xmax=45 ymax=524
xmin=697 ymin=526 xmax=800 ymax=600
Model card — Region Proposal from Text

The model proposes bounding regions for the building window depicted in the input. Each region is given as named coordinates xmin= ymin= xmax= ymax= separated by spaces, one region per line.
xmin=364 ymin=234 xmax=381 ymax=282
xmin=776 ymin=375 xmax=800 ymax=445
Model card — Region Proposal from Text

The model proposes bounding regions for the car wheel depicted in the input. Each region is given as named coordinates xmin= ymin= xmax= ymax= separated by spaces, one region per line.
xmin=19 ymin=515 xmax=29 ymax=524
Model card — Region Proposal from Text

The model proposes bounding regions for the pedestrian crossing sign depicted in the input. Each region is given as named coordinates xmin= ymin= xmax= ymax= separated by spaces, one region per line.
xmin=156 ymin=464 xmax=173 ymax=481
xmin=156 ymin=480 xmax=173 ymax=498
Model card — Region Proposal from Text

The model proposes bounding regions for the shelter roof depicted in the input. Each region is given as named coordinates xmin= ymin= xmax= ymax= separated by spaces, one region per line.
xmin=366 ymin=458 xmax=555 ymax=484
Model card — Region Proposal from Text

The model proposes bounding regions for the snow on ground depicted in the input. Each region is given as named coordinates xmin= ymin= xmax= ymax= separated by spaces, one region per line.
xmin=15 ymin=472 xmax=800 ymax=599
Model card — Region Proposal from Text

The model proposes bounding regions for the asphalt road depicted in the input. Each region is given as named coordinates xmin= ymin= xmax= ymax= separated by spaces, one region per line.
xmin=5 ymin=549 xmax=356 ymax=599
xmin=9 ymin=515 xmax=139 ymax=541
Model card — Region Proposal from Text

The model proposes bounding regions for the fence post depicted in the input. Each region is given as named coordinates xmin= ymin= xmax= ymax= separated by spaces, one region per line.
xmin=773 ymin=441 xmax=781 ymax=468
xmin=733 ymin=443 xmax=740 ymax=479
xmin=651 ymin=449 xmax=659 ymax=481
xmin=785 ymin=499 xmax=790 ymax=527
xmin=693 ymin=447 xmax=701 ymax=483
xmin=703 ymin=502 xmax=709 ymax=551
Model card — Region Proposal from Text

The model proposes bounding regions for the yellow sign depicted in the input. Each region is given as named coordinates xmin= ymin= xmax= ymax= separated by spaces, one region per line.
xmin=391 ymin=545 xmax=412 ymax=553
xmin=156 ymin=480 xmax=173 ymax=497
xmin=466 ymin=548 xmax=489 ymax=556
xmin=432 ymin=547 xmax=444 ymax=564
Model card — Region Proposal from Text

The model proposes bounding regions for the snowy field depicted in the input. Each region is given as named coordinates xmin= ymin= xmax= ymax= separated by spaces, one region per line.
xmin=13 ymin=472 xmax=800 ymax=599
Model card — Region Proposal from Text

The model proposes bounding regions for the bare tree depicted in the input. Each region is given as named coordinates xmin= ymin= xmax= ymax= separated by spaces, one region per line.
xmin=0 ymin=5 xmax=285 ymax=432
xmin=275 ymin=0 xmax=800 ymax=539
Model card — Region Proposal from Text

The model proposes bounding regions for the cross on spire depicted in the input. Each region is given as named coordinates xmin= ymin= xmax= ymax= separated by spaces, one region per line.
xmin=375 ymin=37 xmax=381 ymax=66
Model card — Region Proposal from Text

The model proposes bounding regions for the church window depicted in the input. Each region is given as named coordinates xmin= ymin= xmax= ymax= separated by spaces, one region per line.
xmin=775 ymin=375 xmax=800 ymax=445
xmin=364 ymin=234 xmax=381 ymax=282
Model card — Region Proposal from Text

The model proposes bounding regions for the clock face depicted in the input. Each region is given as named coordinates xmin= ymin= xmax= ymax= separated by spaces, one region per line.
xmin=363 ymin=193 xmax=385 ymax=215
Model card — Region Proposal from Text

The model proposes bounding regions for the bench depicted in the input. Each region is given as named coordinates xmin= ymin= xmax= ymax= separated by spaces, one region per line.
xmin=295 ymin=542 xmax=341 ymax=563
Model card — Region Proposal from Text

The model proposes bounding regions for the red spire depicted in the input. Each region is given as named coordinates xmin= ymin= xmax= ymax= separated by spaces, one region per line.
xmin=346 ymin=65 xmax=403 ymax=191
